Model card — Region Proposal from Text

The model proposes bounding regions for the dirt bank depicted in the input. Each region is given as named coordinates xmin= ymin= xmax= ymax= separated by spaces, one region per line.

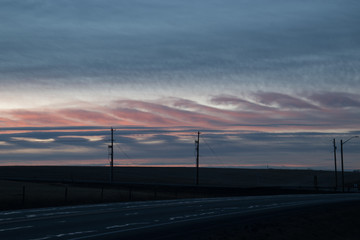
xmin=191 ymin=200 xmax=360 ymax=240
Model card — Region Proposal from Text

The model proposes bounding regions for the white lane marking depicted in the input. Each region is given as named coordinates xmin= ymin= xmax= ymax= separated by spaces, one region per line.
xmin=0 ymin=208 xmax=109 ymax=223
xmin=169 ymin=212 xmax=216 ymax=221
xmin=0 ymin=225 xmax=33 ymax=232
xmin=0 ymin=211 xmax=21 ymax=216
xmin=69 ymin=205 xmax=272 ymax=240
xmin=122 ymin=198 xmax=234 ymax=209
xmin=43 ymin=211 xmax=81 ymax=217
xmin=29 ymin=230 xmax=96 ymax=240
xmin=23 ymin=211 xmax=81 ymax=219
xmin=0 ymin=204 xmax=116 ymax=219
xmin=221 ymin=207 xmax=239 ymax=210
xmin=56 ymin=231 xmax=96 ymax=237
xmin=2 ymin=194 xmax=356 ymax=221
xmin=29 ymin=236 xmax=51 ymax=240
xmin=106 ymin=222 xmax=150 ymax=229
xmin=248 ymin=203 xmax=283 ymax=209
xmin=0 ymin=218 xmax=14 ymax=222
xmin=68 ymin=199 xmax=331 ymax=240
xmin=3 ymin=195 xmax=360 ymax=239
xmin=124 ymin=212 xmax=139 ymax=216
xmin=2 ymin=193 xmax=359 ymax=217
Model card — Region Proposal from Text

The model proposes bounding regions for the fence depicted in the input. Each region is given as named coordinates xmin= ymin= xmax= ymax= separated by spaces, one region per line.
xmin=0 ymin=180 xmax=222 ymax=210
xmin=1 ymin=179 xmax=354 ymax=211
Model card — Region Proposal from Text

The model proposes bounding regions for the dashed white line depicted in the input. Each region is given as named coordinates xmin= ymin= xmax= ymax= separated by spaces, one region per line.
xmin=0 ymin=225 xmax=33 ymax=232
xmin=29 ymin=230 xmax=96 ymax=240
xmin=124 ymin=212 xmax=139 ymax=216
xmin=106 ymin=222 xmax=150 ymax=230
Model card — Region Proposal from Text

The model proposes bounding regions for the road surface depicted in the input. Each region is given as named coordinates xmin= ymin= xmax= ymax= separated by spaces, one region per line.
xmin=1 ymin=194 xmax=359 ymax=240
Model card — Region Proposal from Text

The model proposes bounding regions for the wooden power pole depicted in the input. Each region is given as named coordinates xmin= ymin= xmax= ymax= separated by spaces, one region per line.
xmin=109 ymin=127 xmax=114 ymax=183
xmin=195 ymin=131 xmax=200 ymax=185
xmin=333 ymin=138 xmax=338 ymax=190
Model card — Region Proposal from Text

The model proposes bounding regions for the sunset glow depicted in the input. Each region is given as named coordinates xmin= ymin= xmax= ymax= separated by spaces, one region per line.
xmin=1 ymin=0 xmax=360 ymax=169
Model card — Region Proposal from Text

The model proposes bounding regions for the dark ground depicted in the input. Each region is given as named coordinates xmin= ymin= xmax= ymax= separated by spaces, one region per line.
xmin=1 ymin=166 xmax=360 ymax=211
xmin=0 ymin=166 xmax=359 ymax=239
xmin=187 ymin=201 xmax=360 ymax=240
xmin=1 ymin=166 xmax=360 ymax=189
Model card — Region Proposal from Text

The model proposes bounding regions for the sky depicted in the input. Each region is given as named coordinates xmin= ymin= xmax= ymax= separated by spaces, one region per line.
xmin=1 ymin=0 xmax=360 ymax=170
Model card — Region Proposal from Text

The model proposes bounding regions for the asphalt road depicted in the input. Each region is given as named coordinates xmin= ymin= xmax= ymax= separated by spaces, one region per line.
xmin=1 ymin=194 xmax=360 ymax=240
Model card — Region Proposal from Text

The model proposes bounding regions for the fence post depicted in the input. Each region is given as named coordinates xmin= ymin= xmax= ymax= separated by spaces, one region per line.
xmin=129 ymin=187 xmax=132 ymax=201
xmin=314 ymin=175 xmax=318 ymax=191
xmin=101 ymin=187 xmax=104 ymax=202
xmin=65 ymin=186 xmax=68 ymax=203
xmin=22 ymin=186 xmax=25 ymax=205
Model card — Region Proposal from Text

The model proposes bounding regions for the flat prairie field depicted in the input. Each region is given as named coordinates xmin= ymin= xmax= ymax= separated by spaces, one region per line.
xmin=0 ymin=166 xmax=359 ymax=210
xmin=1 ymin=166 xmax=360 ymax=187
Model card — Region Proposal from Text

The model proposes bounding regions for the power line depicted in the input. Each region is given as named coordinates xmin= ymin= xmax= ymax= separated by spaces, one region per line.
xmin=201 ymin=135 xmax=224 ymax=165
xmin=115 ymin=142 xmax=131 ymax=159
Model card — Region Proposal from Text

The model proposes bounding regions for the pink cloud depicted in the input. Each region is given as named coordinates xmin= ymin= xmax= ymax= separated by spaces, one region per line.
xmin=3 ymin=110 xmax=76 ymax=127
xmin=59 ymin=109 xmax=132 ymax=126
xmin=111 ymin=107 xmax=182 ymax=126
xmin=165 ymin=97 xmax=276 ymax=127
xmin=1 ymin=93 xmax=360 ymax=133
xmin=112 ymin=100 xmax=237 ymax=128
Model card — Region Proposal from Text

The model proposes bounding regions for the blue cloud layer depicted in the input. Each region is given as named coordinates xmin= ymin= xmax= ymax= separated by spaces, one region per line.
xmin=1 ymin=1 xmax=360 ymax=168
xmin=1 ymin=0 xmax=360 ymax=97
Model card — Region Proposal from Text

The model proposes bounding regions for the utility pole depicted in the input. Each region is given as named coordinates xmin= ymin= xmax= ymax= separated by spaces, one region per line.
xmin=109 ymin=127 xmax=114 ymax=184
xmin=195 ymin=131 xmax=200 ymax=185
xmin=333 ymin=139 xmax=338 ymax=190
xmin=340 ymin=136 xmax=359 ymax=193
xmin=341 ymin=139 xmax=344 ymax=192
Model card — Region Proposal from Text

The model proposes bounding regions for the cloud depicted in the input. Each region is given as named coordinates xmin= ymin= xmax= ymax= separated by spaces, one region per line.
xmin=254 ymin=92 xmax=319 ymax=110
xmin=309 ymin=92 xmax=360 ymax=108
xmin=111 ymin=107 xmax=182 ymax=127
xmin=1 ymin=92 xmax=360 ymax=134
xmin=3 ymin=110 xmax=75 ymax=127
xmin=0 ymin=94 xmax=359 ymax=169
xmin=1 ymin=0 xmax=360 ymax=102
xmin=112 ymin=100 xmax=236 ymax=128
xmin=59 ymin=109 xmax=129 ymax=126
xmin=1 ymin=125 xmax=359 ymax=169
xmin=211 ymin=95 xmax=273 ymax=111
xmin=1 ymin=1 xmax=360 ymax=169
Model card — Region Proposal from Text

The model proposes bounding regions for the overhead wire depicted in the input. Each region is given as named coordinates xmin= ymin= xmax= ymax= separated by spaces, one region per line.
xmin=201 ymin=134 xmax=225 ymax=165
xmin=115 ymin=142 xmax=131 ymax=159
xmin=112 ymin=130 xmax=131 ymax=159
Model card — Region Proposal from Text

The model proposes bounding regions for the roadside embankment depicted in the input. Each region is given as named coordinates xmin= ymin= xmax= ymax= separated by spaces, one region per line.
xmin=191 ymin=200 xmax=360 ymax=240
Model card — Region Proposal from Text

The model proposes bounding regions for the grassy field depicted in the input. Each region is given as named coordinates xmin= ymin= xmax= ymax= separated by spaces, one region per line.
xmin=186 ymin=201 xmax=360 ymax=240
xmin=1 ymin=166 xmax=359 ymax=210
xmin=0 ymin=179 xmax=183 ymax=210
xmin=1 ymin=166 xmax=360 ymax=187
